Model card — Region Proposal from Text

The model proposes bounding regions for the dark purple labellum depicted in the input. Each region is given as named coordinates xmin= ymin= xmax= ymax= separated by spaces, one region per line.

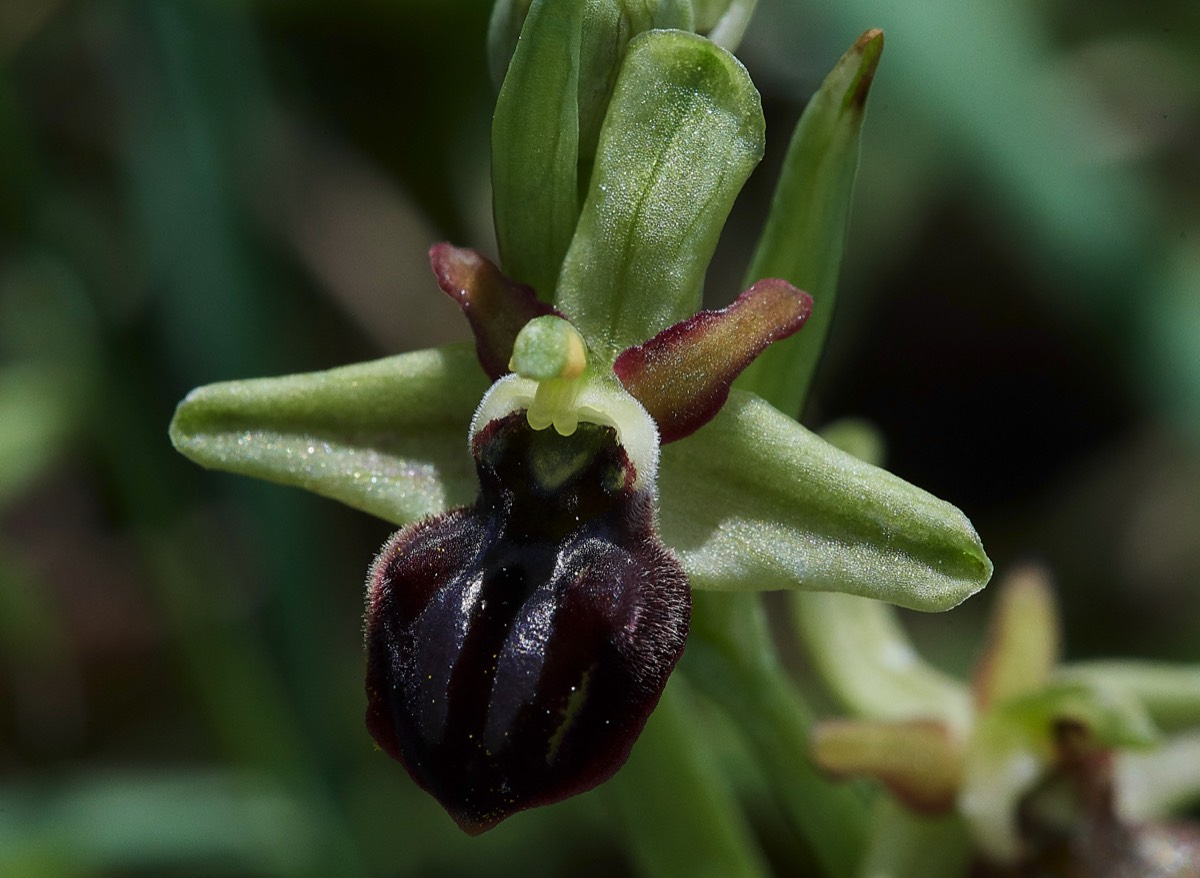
xmin=365 ymin=413 xmax=690 ymax=833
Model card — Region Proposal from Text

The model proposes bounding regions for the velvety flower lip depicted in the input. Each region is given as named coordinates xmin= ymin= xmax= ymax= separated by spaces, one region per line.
xmin=365 ymin=412 xmax=688 ymax=833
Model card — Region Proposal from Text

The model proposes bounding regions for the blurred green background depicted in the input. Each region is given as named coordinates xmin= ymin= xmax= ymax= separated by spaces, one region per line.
xmin=1 ymin=1 xmax=1197 ymax=875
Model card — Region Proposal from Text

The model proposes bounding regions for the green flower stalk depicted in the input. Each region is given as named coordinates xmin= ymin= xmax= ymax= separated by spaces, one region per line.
xmin=169 ymin=3 xmax=992 ymax=835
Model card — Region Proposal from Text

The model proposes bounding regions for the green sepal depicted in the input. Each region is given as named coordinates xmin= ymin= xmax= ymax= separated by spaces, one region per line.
xmin=794 ymin=591 xmax=971 ymax=732
xmin=168 ymin=345 xmax=488 ymax=526
xmin=1057 ymin=661 xmax=1200 ymax=733
xmin=735 ymin=29 xmax=884 ymax=417
xmin=576 ymin=1 xmax=695 ymax=165
xmin=793 ymin=415 xmax=971 ymax=730
xmin=657 ymin=391 xmax=992 ymax=611
xmin=491 ymin=0 xmax=584 ymax=298
xmin=556 ymin=29 xmax=765 ymax=360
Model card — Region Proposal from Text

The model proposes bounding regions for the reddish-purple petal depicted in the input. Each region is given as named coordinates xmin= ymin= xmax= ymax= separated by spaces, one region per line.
xmin=429 ymin=243 xmax=561 ymax=380
xmin=613 ymin=279 xmax=812 ymax=442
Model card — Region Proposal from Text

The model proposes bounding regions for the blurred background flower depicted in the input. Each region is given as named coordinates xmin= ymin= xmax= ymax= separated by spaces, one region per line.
xmin=1 ymin=0 xmax=1197 ymax=874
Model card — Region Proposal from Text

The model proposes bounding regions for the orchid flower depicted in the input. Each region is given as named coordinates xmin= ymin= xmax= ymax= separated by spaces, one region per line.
xmin=806 ymin=560 xmax=1200 ymax=874
xmin=169 ymin=7 xmax=991 ymax=834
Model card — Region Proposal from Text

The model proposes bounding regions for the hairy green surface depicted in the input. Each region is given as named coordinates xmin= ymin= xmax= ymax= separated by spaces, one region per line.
xmin=556 ymin=30 xmax=764 ymax=358
xmin=659 ymin=391 xmax=993 ymax=611
xmin=169 ymin=346 xmax=487 ymax=526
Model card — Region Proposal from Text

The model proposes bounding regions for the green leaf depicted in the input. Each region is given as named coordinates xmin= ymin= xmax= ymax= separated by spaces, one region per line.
xmin=556 ymin=29 xmax=765 ymax=359
xmin=491 ymin=0 xmax=584 ymax=297
xmin=657 ymin=391 xmax=992 ymax=611
xmin=734 ymin=29 xmax=884 ymax=417
xmin=0 ymin=771 xmax=321 ymax=875
xmin=169 ymin=345 xmax=487 ymax=526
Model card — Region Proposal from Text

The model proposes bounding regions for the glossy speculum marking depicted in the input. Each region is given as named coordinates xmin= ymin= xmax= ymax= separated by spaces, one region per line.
xmin=365 ymin=413 xmax=689 ymax=833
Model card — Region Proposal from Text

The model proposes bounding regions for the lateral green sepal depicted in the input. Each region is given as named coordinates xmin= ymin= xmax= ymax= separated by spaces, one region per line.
xmin=168 ymin=345 xmax=487 ymax=526
xmin=1056 ymin=661 xmax=1200 ymax=732
xmin=794 ymin=591 xmax=972 ymax=732
xmin=657 ymin=390 xmax=992 ymax=611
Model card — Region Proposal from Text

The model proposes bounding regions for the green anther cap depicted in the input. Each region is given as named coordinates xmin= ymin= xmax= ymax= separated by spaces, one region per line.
xmin=510 ymin=316 xmax=587 ymax=382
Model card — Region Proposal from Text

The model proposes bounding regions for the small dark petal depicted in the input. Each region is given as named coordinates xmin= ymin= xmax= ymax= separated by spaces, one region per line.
xmin=429 ymin=243 xmax=562 ymax=380
xmin=614 ymin=278 xmax=812 ymax=442
xmin=365 ymin=414 xmax=689 ymax=833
